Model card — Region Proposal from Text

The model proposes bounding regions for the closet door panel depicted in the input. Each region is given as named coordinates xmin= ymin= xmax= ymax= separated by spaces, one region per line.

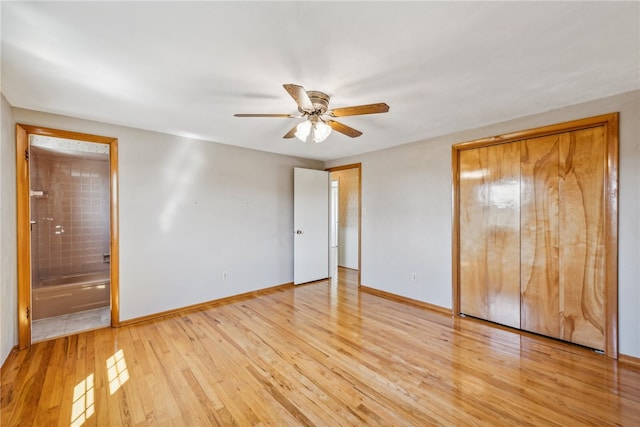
xmin=459 ymin=143 xmax=521 ymax=328
xmin=520 ymin=134 xmax=562 ymax=338
xmin=454 ymin=113 xmax=617 ymax=356
xmin=558 ymin=127 xmax=606 ymax=350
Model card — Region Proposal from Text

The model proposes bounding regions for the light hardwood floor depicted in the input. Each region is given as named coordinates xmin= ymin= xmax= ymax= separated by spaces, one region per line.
xmin=2 ymin=268 xmax=639 ymax=426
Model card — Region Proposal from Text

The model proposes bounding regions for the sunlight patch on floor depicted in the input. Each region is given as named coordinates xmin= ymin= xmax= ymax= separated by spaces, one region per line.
xmin=107 ymin=349 xmax=129 ymax=395
xmin=70 ymin=373 xmax=95 ymax=427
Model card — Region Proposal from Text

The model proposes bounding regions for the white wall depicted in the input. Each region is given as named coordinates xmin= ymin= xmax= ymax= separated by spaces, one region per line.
xmin=326 ymin=90 xmax=640 ymax=358
xmin=1 ymin=94 xmax=18 ymax=365
xmin=7 ymin=108 xmax=322 ymax=328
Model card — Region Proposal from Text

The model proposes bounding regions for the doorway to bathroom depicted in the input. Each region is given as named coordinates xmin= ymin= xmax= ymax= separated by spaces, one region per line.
xmin=16 ymin=125 xmax=119 ymax=348
xmin=327 ymin=163 xmax=361 ymax=285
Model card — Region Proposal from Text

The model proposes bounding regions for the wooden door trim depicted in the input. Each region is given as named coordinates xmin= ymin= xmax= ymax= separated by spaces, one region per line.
xmin=16 ymin=124 xmax=120 ymax=349
xmin=603 ymin=113 xmax=619 ymax=357
xmin=452 ymin=113 xmax=619 ymax=151
xmin=326 ymin=163 xmax=362 ymax=286
xmin=16 ymin=125 xmax=30 ymax=348
xmin=451 ymin=113 xmax=619 ymax=358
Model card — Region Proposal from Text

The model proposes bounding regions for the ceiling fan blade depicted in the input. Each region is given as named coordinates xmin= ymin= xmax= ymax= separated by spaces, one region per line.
xmin=326 ymin=120 xmax=363 ymax=138
xmin=328 ymin=103 xmax=389 ymax=117
xmin=283 ymin=125 xmax=298 ymax=139
xmin=234 ymin=113 xmax=296 ymax=118
xmin=283 ymin=84 xmax=314 ymax=112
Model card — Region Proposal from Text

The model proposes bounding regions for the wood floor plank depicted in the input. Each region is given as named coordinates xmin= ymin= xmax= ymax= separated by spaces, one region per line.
xmin=2 ymin=268 xmax=639 ymax=426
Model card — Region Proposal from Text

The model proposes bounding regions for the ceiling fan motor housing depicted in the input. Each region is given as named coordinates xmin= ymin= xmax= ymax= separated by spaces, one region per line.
xmin=304 ymin=91 xmax=330 ymax=115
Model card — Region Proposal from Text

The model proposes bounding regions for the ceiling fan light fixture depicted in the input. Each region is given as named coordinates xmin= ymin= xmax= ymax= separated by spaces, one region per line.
xmin=295 ymin=120 xmax=311 ymax=141
xmin=312 ymin=121 xmax=332 ymax=143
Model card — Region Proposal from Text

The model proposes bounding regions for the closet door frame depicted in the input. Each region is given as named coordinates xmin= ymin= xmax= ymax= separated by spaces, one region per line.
xmin=451 ymin=113 xmax=619 ymax=358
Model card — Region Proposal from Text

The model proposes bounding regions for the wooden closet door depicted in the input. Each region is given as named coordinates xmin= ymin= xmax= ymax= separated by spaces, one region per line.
xmin=558 ymin=127 xmax=606 ymax=350
xmin=520 ymin=127 xmax=606 ymax=350
xmin=520 ymin=134 xmax=562 ymax=338
xmin=459 ymin=143 xmax=521 ymax=328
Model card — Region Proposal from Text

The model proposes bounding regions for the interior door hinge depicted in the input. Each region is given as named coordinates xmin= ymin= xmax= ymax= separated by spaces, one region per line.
xmin=25 ymin=149 xmax=29 ymax=161
xmin=26 ymin=306 xmax=30 ymax=320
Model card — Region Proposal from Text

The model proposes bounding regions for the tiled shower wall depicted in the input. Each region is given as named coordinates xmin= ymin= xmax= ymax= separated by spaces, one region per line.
xmin=30 ymin=147 xmax=110 ymax=282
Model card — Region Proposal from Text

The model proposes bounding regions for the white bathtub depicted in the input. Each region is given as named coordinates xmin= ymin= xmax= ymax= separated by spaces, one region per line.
xmin=32 ymin=271 xmax=110 ymax=320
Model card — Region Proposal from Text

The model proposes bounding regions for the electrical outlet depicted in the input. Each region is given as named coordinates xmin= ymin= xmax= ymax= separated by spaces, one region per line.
xmin=411 ymin=272 xmax=417 ymax=282
xmin=222 ymin=271 xmax=228 ymax=280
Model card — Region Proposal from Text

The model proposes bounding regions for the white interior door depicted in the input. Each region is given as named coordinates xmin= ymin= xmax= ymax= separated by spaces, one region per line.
xmin=294 ymin=167 xmax=329 ymax=285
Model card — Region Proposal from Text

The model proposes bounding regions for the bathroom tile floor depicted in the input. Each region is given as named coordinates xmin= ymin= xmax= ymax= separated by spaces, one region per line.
xmin=32 ymin=307 xmax=110 ymax=342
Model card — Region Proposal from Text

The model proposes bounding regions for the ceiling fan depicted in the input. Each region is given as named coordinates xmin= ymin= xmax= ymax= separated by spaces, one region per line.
xmin=234 ymin=84 xmax=390 ymax=143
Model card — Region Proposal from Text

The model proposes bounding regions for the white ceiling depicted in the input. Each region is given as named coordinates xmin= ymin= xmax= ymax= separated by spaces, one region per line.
xmin=2 ymin=1 xmax=639 ymax=161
